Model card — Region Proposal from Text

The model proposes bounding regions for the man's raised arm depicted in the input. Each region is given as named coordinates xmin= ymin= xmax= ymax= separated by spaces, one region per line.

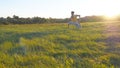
xmin=76 ymin=15 xmax=80 ymax=18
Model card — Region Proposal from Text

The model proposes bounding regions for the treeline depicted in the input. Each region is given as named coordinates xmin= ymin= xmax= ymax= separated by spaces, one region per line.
xmin=1 ymin=15 xmax=119 ymax=25
xmin=0 ymin=15 xmax=69 ymax=25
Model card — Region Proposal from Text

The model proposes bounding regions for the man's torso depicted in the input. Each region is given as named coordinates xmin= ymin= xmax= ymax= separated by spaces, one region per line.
xmin=70 ymin=15 xmax=77 ymax=22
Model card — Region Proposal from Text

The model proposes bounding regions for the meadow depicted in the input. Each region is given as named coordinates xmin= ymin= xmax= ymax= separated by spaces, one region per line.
xmin=0 ymin=22 xmax=120 ymax=68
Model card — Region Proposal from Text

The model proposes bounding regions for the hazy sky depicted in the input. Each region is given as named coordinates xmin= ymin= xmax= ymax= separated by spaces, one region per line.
xmin=0 ymin=0 xmax=120 ymax=18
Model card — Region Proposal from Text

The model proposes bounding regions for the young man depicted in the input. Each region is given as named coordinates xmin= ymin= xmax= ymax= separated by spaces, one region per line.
xmin=68 ymin=11 xmax=81 ymax=29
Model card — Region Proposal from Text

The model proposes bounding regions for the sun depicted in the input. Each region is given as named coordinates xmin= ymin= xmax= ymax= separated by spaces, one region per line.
xmin=103 ymin=5 xmax=120 ymax=17
xmin=105 ymin=12 xmax=118 ymax=19
xmin=101 ymin=1 xmax=120 ymax=18
xmin=92 ymin=0 xmax=120 ymax=18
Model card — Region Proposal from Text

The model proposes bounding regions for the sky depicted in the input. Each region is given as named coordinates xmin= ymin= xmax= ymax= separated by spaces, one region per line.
xmin=0 ymin=0 xmax=120 ymax=18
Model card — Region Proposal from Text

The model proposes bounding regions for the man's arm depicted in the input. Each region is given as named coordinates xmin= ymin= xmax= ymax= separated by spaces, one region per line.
xmin=76 ymin=15 xmax=81 ymax=22
xmin=76 ymin=15 xmax=80 ymax=18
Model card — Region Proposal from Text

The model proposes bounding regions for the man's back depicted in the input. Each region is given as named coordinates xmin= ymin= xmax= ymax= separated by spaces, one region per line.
xmin=70 ymin=15 xmax=77 ymax=22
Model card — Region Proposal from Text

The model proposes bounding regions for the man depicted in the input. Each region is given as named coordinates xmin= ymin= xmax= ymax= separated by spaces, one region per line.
xmin=68 ymin=11 xmax=81 ymax=29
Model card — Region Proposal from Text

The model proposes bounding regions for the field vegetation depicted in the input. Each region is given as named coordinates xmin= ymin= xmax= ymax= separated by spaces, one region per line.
xmin=0 ymin=22 xmax=120 ymax=68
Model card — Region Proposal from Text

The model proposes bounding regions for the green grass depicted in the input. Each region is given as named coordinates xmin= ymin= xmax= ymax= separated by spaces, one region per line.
xmin=0 ymin=22 xmax=120 ymax=68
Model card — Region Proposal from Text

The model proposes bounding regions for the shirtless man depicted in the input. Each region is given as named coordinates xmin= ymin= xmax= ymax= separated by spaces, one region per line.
xmin=68 ymin=11 xmax=81 ymax=29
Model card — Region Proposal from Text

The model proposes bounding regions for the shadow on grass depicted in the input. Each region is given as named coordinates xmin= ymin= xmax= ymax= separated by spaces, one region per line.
xmin=0 ymin=29 xmax=68 ymax=43
xmin=0 ymin=32 xmax=48 ymax=43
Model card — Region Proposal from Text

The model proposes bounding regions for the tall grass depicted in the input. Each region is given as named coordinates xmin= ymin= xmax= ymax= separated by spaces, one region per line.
xmin=0 ymin=22 xmax=120 ymax=68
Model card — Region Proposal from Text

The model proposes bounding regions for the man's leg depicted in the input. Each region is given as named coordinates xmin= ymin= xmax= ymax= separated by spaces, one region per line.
xmin=77 ymin=23 xmax=81 ymax=28
xmin=75 ymin=22 xmax=80 ymax=29
xmin=68 ymin=22 xmax=70 ymax=28
xmin=68 ymin=21 xmax=73 ymax=28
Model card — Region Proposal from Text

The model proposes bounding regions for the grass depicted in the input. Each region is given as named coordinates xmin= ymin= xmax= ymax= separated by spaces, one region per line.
xmin=0 ymin=22 xmax=120 ymax=68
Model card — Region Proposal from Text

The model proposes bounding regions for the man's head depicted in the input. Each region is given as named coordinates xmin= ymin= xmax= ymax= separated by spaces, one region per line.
xmin=71 ymin=11 xmax=74 ymax=16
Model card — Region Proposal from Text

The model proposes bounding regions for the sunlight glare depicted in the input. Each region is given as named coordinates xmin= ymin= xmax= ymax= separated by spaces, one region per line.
xmin=102 ymin=0 xmax=120 ymax=18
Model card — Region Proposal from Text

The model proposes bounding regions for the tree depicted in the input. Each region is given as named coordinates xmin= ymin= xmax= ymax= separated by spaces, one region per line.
xmin=13 ymin=15 xmax=19 ymax=19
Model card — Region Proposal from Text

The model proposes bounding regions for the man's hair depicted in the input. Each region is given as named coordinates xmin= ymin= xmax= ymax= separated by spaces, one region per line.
xmin=71 ymin=11 xmax=74 ymax=14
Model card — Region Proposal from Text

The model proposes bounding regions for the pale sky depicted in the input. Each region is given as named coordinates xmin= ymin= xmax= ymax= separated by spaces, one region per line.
xmin=0 ymin=0 xmax=120 ymax=18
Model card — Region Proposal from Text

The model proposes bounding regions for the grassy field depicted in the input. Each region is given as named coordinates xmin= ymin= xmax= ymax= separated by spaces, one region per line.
xmin=0 ymin=22 xmax=120 ymax=68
